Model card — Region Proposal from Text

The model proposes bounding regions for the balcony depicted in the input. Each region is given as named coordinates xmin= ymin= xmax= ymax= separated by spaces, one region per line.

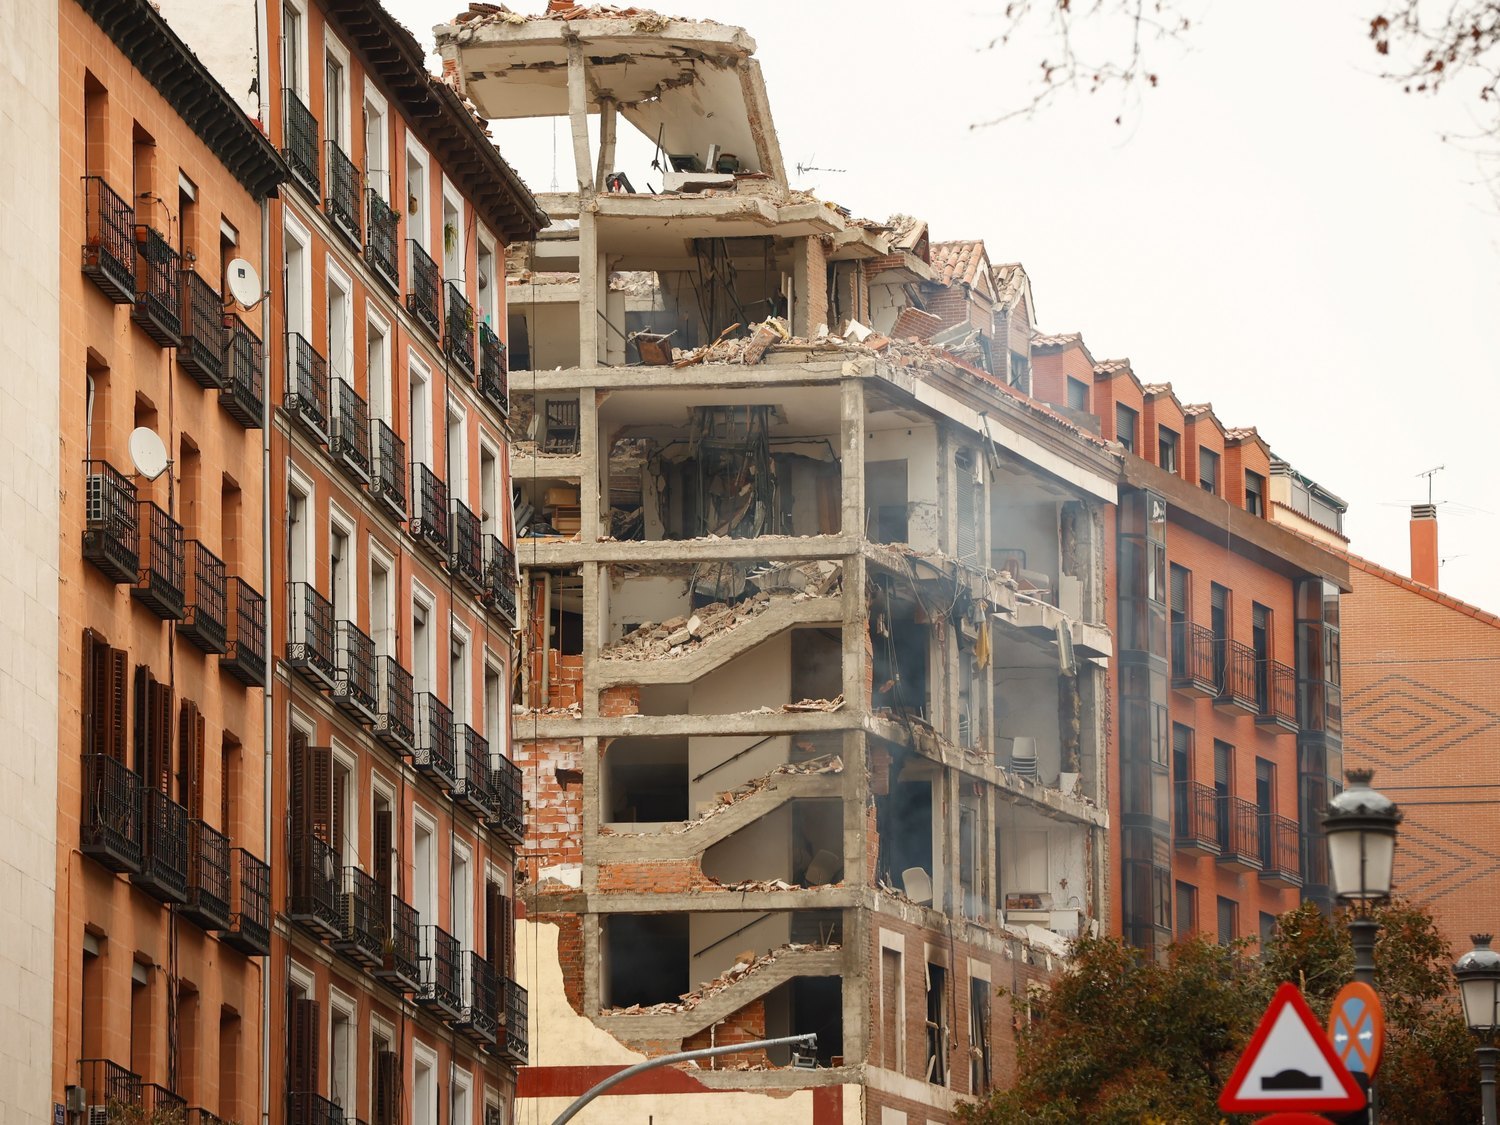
xmin=132 ymin=501 xmax=185 ymax=620
xmin=482 ymin=535 xmax=518 ymax=628
xmin=1172 ymin=780 xmax=1220 ymax=856
xmin=453 ymin=726 xmax=495 ymax=818
xmin=285 ymin=332 xmax=330 ymax=444
xmin=491 ymin=756 xmax=525 ymax=847
xmin=132 ymin=225 xmax=181 ymax=346
xmin=406 ymin=240 xmax=442 ymax=339
xmin=414 ymin=693 xmax=456 ymax=789
xmin=1170 ymin=620 xmax=1219 ymax=698
xmin=186 ymin=1110 xmax=226 ymax=1125
xmin=330 ymin=379 xmax=371 ymax=485
xmin=78 ymin=1058 xmax=141 ymax=1114
xmin=366 ymin=189 xmax=400 ymax=292
xmin=409 ymin=463 xmax=449 ymax=560
xmin=289 ymin=832 xmax=341 ymax=939
xmin=178 ymin=540 xmax=228 ymax=655
xmin=499 ymin=978 xmax=529 ymax=1066
xmin=458 ymin=950 xmax=499 ymax=1045
xmin=287 ymin=581 xmax=337 ymax=689
xmin=335 ymin=866 xmax=386 ymax=968
xmin=333 ymin=618 xmax=378 ymax=723
xmin=82 ymin=460 xmax=139 ymax=584
xmin=418 ymin=924 xmax=463 ymax=1021
xmin=222 ymin=577 xmax=267 ymax=688
xmin=282 ymin=87 xmax=320 ymax=199
xmin=374 ymin=655 xmax=416 ymax=757
xmin=1259 ymin=813 xmax=1303 ymax=889
xmin=1215 ymin=794 xmax=1263 ymax=873
xmin=445 ymin=282 xmax=476 ymax=379
xmin=134 ymin=785 xmax=189 ymax=904
xmin=141 ymin=1083 xmax=187 ymax=1118
xmin=182 ymin=818 xmax=232 ymax=931
xmin=376 ymin=895 xmax=422 ymax=994
xmin=369 ymin=418 xmax=406 ymax=523
xmin=1256 ymin=659 xmax=1299 ymax=732
xmin=288 ymin=1091 xmax=343 ymax=1125
xmin=221 ymin=317 xmax=264 ymax=428
xmin=80 ymin=753 xmax=142 ymax=873
xmin=479 ymin=323 xmax=509 ymax=417
xmin=81 ymin=176 xmax=137 ymax=303
xmin=178 ymin=270 xmax=227 ymax=388
xmin=221 ymin=847 xmax=271 ymax=955
xmin=1214 ymin=638 xmax=1260 ymax=715
xmin=325 ymin=139 xmax=361 ymax=245
xmin=450 ymin=499 xmax=484 ymax=593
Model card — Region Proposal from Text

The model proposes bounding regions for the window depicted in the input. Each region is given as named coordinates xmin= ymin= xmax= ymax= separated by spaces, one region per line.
xmin=969 ymin=975 xmax=993 ymax=1094
xmin=1252 ymin=602 xmax=1271 ymax=710
xmin=1158 ymin=426 xmax=1178 ymax=473
xmin=1210 ymin=583 xmax=1230 ymax=687
xmin=327 ymin=264 xmax=353 ymax=386
xmin=479 ymin=441 xmax=500 ymax=537
xmin=413 ymin=815 xmax=435 ymax=923
xmin=364 ymin=89 xmax=389 ymax=198
xmin=1175 ymin=882 xmax=1197 ymax=939
xmin=451 ymin=1066 xmax=472 ymax=1125
xmin=484 ymin=658 xmax=505 ymax=748
xmin=1171 ymin=723 xmax=1192 ymax=837
xmin=412 ymin=591 xmax=434 ymax=693
xmin=450 ymin=625 xmax=470 ymax=726
xmin=1007 ymin=350 xmax=1030 ymax=391
xmin=367 ymin=312 xmax=391 ymax=424
xmin=1115 ymin=404 xmax=1138 ymax=453
xmin=1169 ymin=564 xmax=1190 ymax=677
xmin=372 ymin=1026 xmax=400 ymax=1125
xmin=442 ymin=185 xmax=464 ymax=281
xmin=1217 ymin=897 xmax=1238 ymax=945
xmin=324 ymin=44 xmax=346 ymax=148
xmin=283 ymin=214 xmax=312 ymax=338
xmin=1256 ymin=757 xmax=1275 ymax=865
xmin=281 ymin=2 xmax=304 ymax=95
xmin=925 ymin=962 xmax=948 ymax=1086
xmin=881 ymin=946 xmax=904 ymax=1071
xmin=413 ymin=1045 xmax=436 ymax=1125
xmin=1245 ymin=470 xmax=1266 ymax=516
xmin=477 ymin=235 xmax=498 ymax=328
xmin=330 ymin=517 xmax=352 ymax=620
xmin=448 ymin=406 xmax=468 ymax=501
xmin=1199 ymin=448 xmax=1219 ymax=495
xmin=1214 ymin=740 xmax=1233 ymax=851
xmin=370 ymin=551 xmax=394 ymax=657
xmin=286 ymin=483 xmax=310 ymax=585
xmin=452 ymin=844 xmax=473 ymax=951
xmin=959 ymin=800 xmax=978 ymax=920
xmin=221 ymin=734 xmax=240 ymax=839
xmin=409 ymin=354 xmax=431 ymax=464
xmin=330 ymin=996 xmax=355 ymax=1111
xmin=332 ymin=753 xmax=355 ymax=869
xmin=406 ymin=145 xmax=429 ymax=251
xmin=1066 ymin=377 xmax=1089 ymax=412
xmin=1260 ymin=912 xmax=1277 ymax=946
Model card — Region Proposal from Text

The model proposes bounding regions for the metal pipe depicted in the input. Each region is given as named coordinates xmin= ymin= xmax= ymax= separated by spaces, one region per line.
xmin=551 ymin=1033 xmax=817 ymax=1125
xmin=1349 ymin=916 xmax=1378 ymax=988
xmin=1480 ymin=1045 xmax=1498 ymax=1125
xmin=257 ymin=189 xmax=274 ymax=1125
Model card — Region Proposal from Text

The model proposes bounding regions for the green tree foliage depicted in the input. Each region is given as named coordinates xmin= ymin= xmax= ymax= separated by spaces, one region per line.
xmin=959 ymin=899 xmax=1478 ymax=1124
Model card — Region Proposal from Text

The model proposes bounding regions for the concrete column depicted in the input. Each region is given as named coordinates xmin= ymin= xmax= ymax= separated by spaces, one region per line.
xmin=581 ymin=563 xmax=600 ymax=720
xmin=594 ymin=95 xmax=618 ymax=191
xmin=577 ymin=209 xmax=602 ymax=368
xmin=839 ymin=376 xmax=865 ymax=538
xmin=564 ymin=38 xmax=592 ymax=192
xmin=580 ymin=389 xmax=600 ymax=543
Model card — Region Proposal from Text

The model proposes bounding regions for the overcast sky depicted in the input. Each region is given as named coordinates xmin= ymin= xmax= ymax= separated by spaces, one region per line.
xmin=390 ymin=0 xmax=1500 ymax=608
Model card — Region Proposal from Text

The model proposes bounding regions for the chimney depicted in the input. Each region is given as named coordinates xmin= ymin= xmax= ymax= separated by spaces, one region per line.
xmin=1410 ymin=504 xmax=1439 ymax=589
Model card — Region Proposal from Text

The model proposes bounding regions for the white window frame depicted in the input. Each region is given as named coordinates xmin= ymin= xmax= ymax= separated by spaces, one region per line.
xmin=484 ymin=650 xmax=508 ymax=754
xmin=412 ymin=806 xmax=437 ymax=925
xmin=447 ymin=402 xmax=469 ymax=507
xmin=478 ymin=433 xmax=500 ymax=538
xmin=413 ymin=1039 xmax=439 ymax=1125
xmin=281 ymin=0 xmax=309 ymax=98
xmin=408 ymin=350 xmax=432 ymax=465
xmin=369 ymin=539 xmax=395 ymax=657
xmin=288 ymin=957 xmax=316 ymax=999
xmin=283 ymin=210 xmax=314 ymax=340
xmin=411 ymin=580 xmax=436 ymax=693
xmin=451 ymin=1064 xmax=473 ymax=1125
xmin=328 ymin=987 xmax=358 ymax=1112
xmin=476 ymin=227 xmax=499 ymax=329
xmin=405 ymin=138 xmax=431 ymax=253
xmin=363 ymin=80 xmax=391 ymax=200
xmin=331 ymin=743 xmax=359 ymax=869
xmin=323 ymin=29 xmax=352 ymax=149
xmin=329 ymin=504 xmax=357 ymax=622
xmin=366 ymin=304 xmax=392 ymax=423
xmin=441 ymin=177 xmax=465 ymax=283
xmin=326 ymin=256 xmax=355 ymax=386
xmin=286 ymin=462 xmax=317 ymax=588
xmin=450 ymin=617 xmax=472 ymax=727
xmin=451 ymin=838 xmax=473 ymax=954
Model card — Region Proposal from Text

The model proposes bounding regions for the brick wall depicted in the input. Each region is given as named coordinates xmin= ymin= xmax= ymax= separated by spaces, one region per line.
xmin=514 ymin=737 xmax=584 ymax=881
xmin=683 ymin=999 xmax=769 ymax=1067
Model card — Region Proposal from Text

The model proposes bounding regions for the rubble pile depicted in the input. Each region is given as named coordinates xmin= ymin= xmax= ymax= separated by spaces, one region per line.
xmin=604 ymin=941 xmax=841 ymax=1016
xmin=674 ymin=754 xmax=845 ymax=833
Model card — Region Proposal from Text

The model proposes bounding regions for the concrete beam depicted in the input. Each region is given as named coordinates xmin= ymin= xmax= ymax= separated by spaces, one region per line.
xmin=514 ymin=534 xmax=858 ymax=568
xmin=518 ymin=709 xmax=859 ymax=740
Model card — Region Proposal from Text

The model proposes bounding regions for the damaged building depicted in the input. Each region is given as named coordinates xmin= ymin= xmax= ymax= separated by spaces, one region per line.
xmin=436 ymin=5 xmax=1118 ymax=1123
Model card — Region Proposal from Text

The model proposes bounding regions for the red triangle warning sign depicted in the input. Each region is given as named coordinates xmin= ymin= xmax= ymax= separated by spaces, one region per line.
xmin=1219 ymin=982 xmax=1366 ymax=1113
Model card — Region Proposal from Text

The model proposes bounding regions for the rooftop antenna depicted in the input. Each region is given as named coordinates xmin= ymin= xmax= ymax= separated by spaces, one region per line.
xmin=795 ymin=154 xmax=846 ymax=178
xmin=1417 ymin=465 xmax=1445 ymax=505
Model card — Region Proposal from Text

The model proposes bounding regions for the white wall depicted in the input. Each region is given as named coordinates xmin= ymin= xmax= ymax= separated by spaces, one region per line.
xmin=995 ymin=666 xmax=1062 ymax=783
xmin=866 ymin=424 xmax=939 ymax=550
xmin=608 ymin=574 xmax=691 ymax=642
xmin=152 ymin=0 xmax=262 ymax=118
xmin=0 ymin=0 xmax=60 ymax=1115
xmin=686 ymin=632 xmax=792 ymax=812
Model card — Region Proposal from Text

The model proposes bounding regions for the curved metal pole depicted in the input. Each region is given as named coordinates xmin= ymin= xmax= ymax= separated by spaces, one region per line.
xmin=552 ymin=1032 xmax=817 ymax=1125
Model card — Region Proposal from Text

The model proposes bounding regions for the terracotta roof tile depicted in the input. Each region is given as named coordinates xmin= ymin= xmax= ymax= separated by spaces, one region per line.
xmin=1337 ymin=548 xmax=1500 ymax=629
xmin=1094 ymin=358 xmax=1132 ymax=375
xmin=1031 ymin=331 xmax=1081 ymax=349
xmin=1183 ymin=402 xmax=1213 ymax=416
xmin=928 ymin=240 xmax=987 ymax=287
xmin=992 ymin=262 xmax=1025 ymax=304
xmin=1225 ymin=426 xmax=1259 ymax=441
xmin=1141 ymin=382 xmax=1173 ymax=396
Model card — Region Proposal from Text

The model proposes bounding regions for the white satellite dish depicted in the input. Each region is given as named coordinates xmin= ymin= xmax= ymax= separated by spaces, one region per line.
xmin=128 ymin=427 xmax=169 ymax=481
xmin=225 ymin=258 xmax=262 ymax=308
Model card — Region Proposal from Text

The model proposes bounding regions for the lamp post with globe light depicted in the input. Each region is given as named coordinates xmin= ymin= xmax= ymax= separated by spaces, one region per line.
xmin=1454 ymin=934 xmax=1500 ymax=1125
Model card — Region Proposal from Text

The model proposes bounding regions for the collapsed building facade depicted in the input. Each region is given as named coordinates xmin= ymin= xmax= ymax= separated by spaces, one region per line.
xmin=437 ymin=8 xmax=1117 ymax=1122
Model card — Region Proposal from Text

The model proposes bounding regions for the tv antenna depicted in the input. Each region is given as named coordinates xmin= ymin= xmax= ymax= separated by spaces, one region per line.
xmin=795 ymin=154 xmax=846 ymax=178
xmin=1417 ymin=465 xmax=1445 ymax=505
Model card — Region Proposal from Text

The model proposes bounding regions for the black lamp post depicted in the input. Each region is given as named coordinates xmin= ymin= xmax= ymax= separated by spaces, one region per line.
xmin=1454 ymin=934 xmax=1500 ymax=1125
xmin=1323 ymin=768 xmax=1402 ymax=986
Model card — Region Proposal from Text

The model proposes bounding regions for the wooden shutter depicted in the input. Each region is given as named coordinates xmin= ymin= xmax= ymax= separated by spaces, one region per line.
xmin=133 ymin=666 xmax=149 ymax=778
xmin=331 ymin=765 xmax=346 ymax=861
xmin=151 ymin=678 xmax=173 ymax=793
xmin=179 ymin=699 xmax=205 ymax=818
xmin=105 ymin=647 xmax=127 ymax=762
xmin=83 ymin=630 xmax=127 ymax=762
xmin=289 ymin=732 xmax=332 ymax=845
xmin=288 ymin=994 xmax=319 ymax=1096
xmin=373 ymin=808 xmax=392 ymax=899
xmin=487 ymin=882 xmax=513 ymax=978
xmin=373 ymin=1048 xmax=402 ymax=1125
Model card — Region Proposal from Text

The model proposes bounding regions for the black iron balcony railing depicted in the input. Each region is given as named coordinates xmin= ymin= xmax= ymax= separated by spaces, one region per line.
xmin=82 ymin=176 xmax=137 ymax=303
xmin=374 ymin=654 xmax=415 ymax=757
xmin=132 ymin=225 xmax=182 ymax=346
xmin=450 ymin=499 xmax=484 ymax=592
xmin=221 ymin=847 xmax=270 ymax=955
xmin=83 ymin=459 xmax=139 ymax=584
xmin=453 ymin=727 xmax=495 ymax=818
xmin=285 ymin=332 xmax=330 ymax=443
xmin=1172 ymin=779 xmax=1220 ymax=855
xmin=409 ymin=463 xmax=449 ymax=558
xmin=1170 ymin=620 xmax=1220 ymax=697
xmin=1259 ymin=813 xmax=1303 ymax=888
xmin=325 ymin=139 xmax=361 ymax=245
xmin=414 ymin=692 xmax=456 ymax=789
xmin=1256 ymin=659 xmax=1299 ymax=732
xmin=479 ymin=323 xmax=509 ymax=417
xmin=178 ymin=270 xmax=227 ymax=388
xmin=482 ymin=535 xmax=518 ymax=627
xmin=369 ymin=418 xmax=406 ymax=523
xmin=221 ymin=316 xmax=264 ymax=428
xmin=186 ymin=1109 xmax=225 ymax=1125
xmin=287 ymin=581 xmax=337 ymax=689
xmin=445 ymin=281 xmax=475 ymax=379
xmin=330 ymin=378 xmax=371 ymax=484
xmin=366 ymin=189 xmax=400 ymax=292
xmin=78 ymin=1058 xmax=142 ymax=1112
xmin=1215 ymin=638 xmax=1260 ymax=714
xmin=289 ymin=832 xmax=341 ymax=939
xmin=1215 ymin=793 xmax=1263 ymax=872
xmin=281 ymin=88 xmax=320 ymax=199
xmin=334 ymin=618 xmax=378 ymax=723
xmin=134 ymin=785 xmax=189 ymax=905
xmin=418 ymin=924 xmax=463 ymax=1020
xmin=132 ymin=501 xmax=185 ymax=620
xmin=459 ymin=950 xmax=499 ymax=1044
xmin=377 ymin=894 xmax=422 ymax=994
xmin=140 ymin=1082 xmax=187 ymax=1117
xmin=222 ymin=577 xmax=266 ymax=688
xmin=288 ymin=1091 xmax=343 ymax=1125
xmin=81 ymin=753 xmax=142 ymax=873
xmin=335 ymin=866 xmax=386 ymax=968
xmin=499 ymin=978 xmax=529 ymax=1066
xmin=178 ymin=540 xmax=228 ymax=655
xmin=182 ymin=818 xmax=232 ymax=931
xmin=491 ymin=756 xmax=525 ymax=847
xmin=406 ymin=240 xmax=442 ymax=338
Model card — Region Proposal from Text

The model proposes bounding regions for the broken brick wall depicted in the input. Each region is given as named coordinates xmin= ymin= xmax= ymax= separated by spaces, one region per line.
xmin=514 ymin=736 xmax=584 ymax=881
xmin=683 ymin=998 xmax=770 ymax=1067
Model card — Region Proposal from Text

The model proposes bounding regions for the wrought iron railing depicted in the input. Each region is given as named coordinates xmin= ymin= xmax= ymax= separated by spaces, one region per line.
xmin=1216 ymin=638 xmax=1259 ymax=712
xmin=483 ymin=535 xmax=518 ymax=626
xmin=222 ymin=847 xmax=270 ymax=955
xmin=414 ymin=692 xmax=456 ymax=789
xmin=281 ymin=88 xmax=320 ymax=198
xmin=221 ymin=316 xmax=264 ymax=428
xmin=479 ymin=322 xmax=509 ymax=416
xmin=285 ymin=332 xmax=330 ymax=442
xmin=179 ymin=540 xmax=228 ymax=655
xmin=135 ymin=785 xmax=190 ymax=904
xmin=459 ymin=950 xmax=499 ymax=1044
xmin=418 ymin=924 xmax=462 ymax=1019
xmin=409 ymin=462 xmax=449 ymax=556
xmin=406 ymin=240 xmax=442 ymax=338
xmin=369 ymin=418 xmax=406 ymax=522
xmin=183 ymin=818 xmax=232 ymax=931
xmin=492 ymin=756 xmax=524 ymax=846
xmin=500 ymin=978 xmax=529 ymax=1065
xmin=140 ymin=1084 xmax=187 ymax=1116
xmin=133 ymin=500 xmax=185 ymax=620
xmin=78 ymin=1058 xmax=142 ymax=1110
xmin=374 ymin=655 xmax=415 ymax=757
xmin=80 ymin=753 xmax=143 ymax=873
xmin=445 ymin=281 xmax=475 ymax=378
xmin=83 ymin=459 xmax=139 ymax=584
xmin=1216 ymin=793 xmax=1263 ymax=870
xmin=453 ymin=726 xmax=494 ymax=817
xmin=366 ymin=189 xmax=400 ymax=291
xmin=325 ymin=139 xmax=361 ymax=244
xmin=1170 ymin=620 xmax=1220 ymax=694
xmin=289 ymin=831 xmax=340 ymax=938
xmin=1260 ymin=813 xmax=1303 ymax=887
xmin=330 ymin=378 xmax=371 ymax=483
xmin=336 ymin=866 xmax=386 ymax=967
xmin=222 ymin=576 xmax=266 ymax=688
xmin=1172 ymin=779 xmax=1219 ymax=854
xmin=82 ymin=176 xmax=136 ymax=302
xmin=334 ymin=618 xmax=378 ymax=722
xmin=179 ymin=269 xmax=227 ymax=387
xmin=287 ymin=581 xmax=337 ymax=687
xmin=1257 ymin=659 xmax=1298 ymax=730
xmin=287 ymin=1091 xmax=343 ymax=1125
xmin=450 ymin=499 xmax=484 ymax=592
xmin=377 ymin=895 xmax=421 ymax=993
xmin=132 ymin=225 xmax=182 ymax=346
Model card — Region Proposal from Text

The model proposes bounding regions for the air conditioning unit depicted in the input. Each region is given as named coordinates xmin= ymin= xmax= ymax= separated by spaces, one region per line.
xmin=84 ymin=473 xmax=108 ymax=524
xmin=87 ymin=1106 xmax=111 ymax=1125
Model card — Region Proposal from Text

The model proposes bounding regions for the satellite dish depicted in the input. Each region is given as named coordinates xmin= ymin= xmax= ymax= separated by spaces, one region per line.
xmin=225 ymin=258 xmax=262 ymax=308
xmin=128 ymin=427 xmax=169 ymax=481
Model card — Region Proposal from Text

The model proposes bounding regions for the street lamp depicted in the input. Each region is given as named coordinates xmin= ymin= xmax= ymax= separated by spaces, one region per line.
xmin=1454 ymin=934 xmax=1500 ymax=1125
xmin=1323 ymin=768 xmax=1402 ymax=987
